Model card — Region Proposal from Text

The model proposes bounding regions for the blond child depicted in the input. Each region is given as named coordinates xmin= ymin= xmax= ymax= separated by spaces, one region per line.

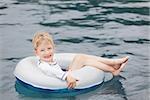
xmin=32 ymin=32 xmax=129 ymax=89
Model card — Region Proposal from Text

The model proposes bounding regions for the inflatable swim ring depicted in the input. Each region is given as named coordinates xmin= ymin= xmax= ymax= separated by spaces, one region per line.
xmin=14 ymin=53 xmax=113 ymax=93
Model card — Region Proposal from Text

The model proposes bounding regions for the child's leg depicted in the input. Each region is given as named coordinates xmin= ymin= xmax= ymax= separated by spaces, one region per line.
xmin=69 ymin=54 xmax=115 ymax=72
xmin=81 ymin=54 xmax=128 ymax=66
xmin=68 ymin=54 xmax=127 ymax=75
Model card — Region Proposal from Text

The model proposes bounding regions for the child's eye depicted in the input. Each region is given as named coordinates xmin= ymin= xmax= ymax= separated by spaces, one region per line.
xmin=48 ymin=48 xmax=52 ymax=50
xmin=40 ymin=49 xmax=44 ymax=52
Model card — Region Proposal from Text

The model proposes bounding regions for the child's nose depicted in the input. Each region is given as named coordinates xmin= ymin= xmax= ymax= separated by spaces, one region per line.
xmin=45 ymin=50 xmax=50 ymax=54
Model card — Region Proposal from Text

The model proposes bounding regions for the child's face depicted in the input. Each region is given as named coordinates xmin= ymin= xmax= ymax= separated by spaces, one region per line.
xmin=35 ymin=40 xmax=54 ymax=62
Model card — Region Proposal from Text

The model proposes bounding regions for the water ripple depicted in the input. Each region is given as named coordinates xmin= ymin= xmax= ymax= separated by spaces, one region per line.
xmin=83 ymin=36 xmax=99 ymax=41
xmin=26 ymin=39 xmax=32 ymax=42
xmin=39 ymin=20 xmax=100 ymax=28
xmin=116 ymin=18 xmax=149 ymax=25
xmin=0 ymin=23 xmax=22 ymax=26
xmin=123 ymin=38 xmax=150 ymax=44
xmin=57 ymin=38 xmax=83 ymax=44
xmin=0 ymin=13 xmax=7 ymax=16
xmin=123 ymin=52 xmax=136 ymax=56
xmin=58 ymin=3 xmax=90 ymax=12
xmin=101 ymin=53 xmax=118 ymax=58
xmin=101 ymin=6 xmax=149 ymax=15
xmin=98 ymin=42 xmax=120 ymax=48
xmin=1 ymin=57 xmax=24 ymax=62
xmin=56 ymin=36 xmax=102 ymax=44
xmin=0 ymin=6 xmax=8 ymax=10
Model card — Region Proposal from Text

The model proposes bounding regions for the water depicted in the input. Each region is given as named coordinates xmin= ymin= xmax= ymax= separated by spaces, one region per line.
xmin=0 ymin=0 xmax=149 ymax=100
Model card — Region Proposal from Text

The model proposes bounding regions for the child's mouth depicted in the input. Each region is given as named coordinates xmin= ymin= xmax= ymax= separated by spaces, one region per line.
xmin=44 ymin=55 xmax=51 ymax=59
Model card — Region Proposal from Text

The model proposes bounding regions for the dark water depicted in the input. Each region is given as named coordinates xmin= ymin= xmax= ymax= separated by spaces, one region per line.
xmin=0 ymin=0 xmax=149 ymax=100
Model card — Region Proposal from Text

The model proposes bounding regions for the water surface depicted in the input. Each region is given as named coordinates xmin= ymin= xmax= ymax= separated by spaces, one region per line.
xmin=0 ymin=0 xmax=149 ymax=100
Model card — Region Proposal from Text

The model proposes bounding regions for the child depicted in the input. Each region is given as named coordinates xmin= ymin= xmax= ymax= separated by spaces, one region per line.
xmin=32 ymin=32 xmax=129 ymax=89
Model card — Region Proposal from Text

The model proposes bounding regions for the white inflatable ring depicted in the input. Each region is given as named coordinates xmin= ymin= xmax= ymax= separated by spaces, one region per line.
xmin=14 ymin=53 xmax=113 ymax=91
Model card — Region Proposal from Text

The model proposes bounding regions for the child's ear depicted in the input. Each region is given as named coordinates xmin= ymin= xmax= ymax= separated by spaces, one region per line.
xmin=34 ymin=49 xmax=38 ymax=56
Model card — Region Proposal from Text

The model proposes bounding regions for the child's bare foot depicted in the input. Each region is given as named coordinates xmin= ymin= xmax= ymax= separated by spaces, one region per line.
xmin=113 ymin=56 xmax=129 ymax=69
xmin=112 ymin=61 xmax=128 ymax=76
xmin=113 ymin=64 xmax=121 ymax=70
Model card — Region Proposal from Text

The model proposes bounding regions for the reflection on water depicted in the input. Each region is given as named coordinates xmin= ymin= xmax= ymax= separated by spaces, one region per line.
xmin=0 ymin=0 xmax=149 ymax=100
xmin=100 ymin=76 xmax=128 ymax=100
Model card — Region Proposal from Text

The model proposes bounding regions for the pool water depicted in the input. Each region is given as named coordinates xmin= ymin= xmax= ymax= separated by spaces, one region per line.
xmin=0 ymin=0 xmax=149 ymax=100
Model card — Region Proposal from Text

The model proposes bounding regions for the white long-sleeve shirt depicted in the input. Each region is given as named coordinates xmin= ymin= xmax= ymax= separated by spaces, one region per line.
xmin=37 ymin=59 xmax=68 ymax=81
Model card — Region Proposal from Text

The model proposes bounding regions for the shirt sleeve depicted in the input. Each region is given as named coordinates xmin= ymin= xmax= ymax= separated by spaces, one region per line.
xmin=37 ymin=61 xmax=68 ymax=81
xmin=52 ymin=67 xmax=68 ymax=81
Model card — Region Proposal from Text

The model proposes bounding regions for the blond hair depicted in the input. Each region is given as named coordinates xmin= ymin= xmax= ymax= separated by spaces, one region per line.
xmin=32 ymin=32 xmax=55 ymax=50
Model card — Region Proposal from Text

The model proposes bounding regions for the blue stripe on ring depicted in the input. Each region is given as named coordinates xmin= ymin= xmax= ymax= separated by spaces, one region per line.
xmin=61 ymin=72 xmax=66 ymax=80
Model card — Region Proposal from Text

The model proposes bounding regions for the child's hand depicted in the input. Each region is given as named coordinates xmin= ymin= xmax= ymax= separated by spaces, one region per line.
xmin=66 ymin=74 xmax=78 ymax=89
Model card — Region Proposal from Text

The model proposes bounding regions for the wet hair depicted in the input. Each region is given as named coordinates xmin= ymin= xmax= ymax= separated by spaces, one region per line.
xmin=32 ymin=32 xmax=55 ymax=50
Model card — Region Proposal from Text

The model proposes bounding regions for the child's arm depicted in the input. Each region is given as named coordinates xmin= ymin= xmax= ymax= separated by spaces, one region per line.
xmin=66 ymin=70 xmax=78 ymax=89
xmin=38 ymin=61 xmax=78 ymax=88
